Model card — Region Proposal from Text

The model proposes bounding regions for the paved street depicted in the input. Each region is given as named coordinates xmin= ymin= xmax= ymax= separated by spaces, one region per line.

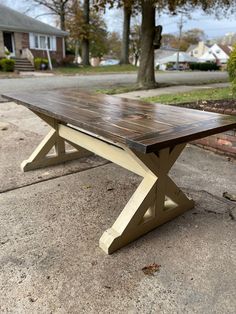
xmin=0 ymin=71 xmax=228 ymax=93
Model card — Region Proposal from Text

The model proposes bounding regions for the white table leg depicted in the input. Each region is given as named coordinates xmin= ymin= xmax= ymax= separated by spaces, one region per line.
xmin=99 ymin=144 xmax=194 ymax=254
xmin=58 ymin=124 xmax=194 ymax=254
xmin=21 ymin=111 xmax=91 ymax=172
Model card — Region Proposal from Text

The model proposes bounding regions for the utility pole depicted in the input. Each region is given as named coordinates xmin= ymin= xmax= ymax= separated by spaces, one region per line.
xmin=176 ymin=13 xmax=183 ymax=71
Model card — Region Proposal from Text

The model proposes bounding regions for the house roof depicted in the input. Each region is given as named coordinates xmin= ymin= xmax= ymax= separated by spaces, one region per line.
xmin=155 ymin=49 xmax=178 ymax=65
xmin=186 ymin=44 xmax=197 ymax=53
xmin=217 ymin=44 xmax=232 ymax=56
xmin=199 ymin=51 xmax=217 ymax=62
xmin=157 ymin=52 xmax=199 ymax=64
xmin=0 ymin=4 xmax=67 ymax=36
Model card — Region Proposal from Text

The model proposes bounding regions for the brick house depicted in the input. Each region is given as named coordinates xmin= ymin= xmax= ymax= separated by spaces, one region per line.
xmin=0 ymin=4 xmax=67 ymax=63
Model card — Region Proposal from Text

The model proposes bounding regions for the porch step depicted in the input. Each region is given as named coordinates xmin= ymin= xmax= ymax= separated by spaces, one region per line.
xmin=13 ymin=58 xmax=35 ymax=72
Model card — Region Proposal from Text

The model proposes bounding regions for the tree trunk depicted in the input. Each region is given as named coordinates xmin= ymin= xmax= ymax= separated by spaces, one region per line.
xmin=60 ymin=6 xmax=66 ymax=30
xmin=81 ymin=0 xmax=90 ymax=66
xmin=120 ymin=6 xmax=131 ymax=64
xmin=60 ymin=3 xmax=67 ymax=53
xmin=134 ymin=53 xmax=139 ymax=66
xmin=137 ymin=0 xmax=156 ymax=89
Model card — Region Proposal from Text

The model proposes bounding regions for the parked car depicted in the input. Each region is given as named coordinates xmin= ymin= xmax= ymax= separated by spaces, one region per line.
xmin=100 ymin=59 xmax=119 ymax=66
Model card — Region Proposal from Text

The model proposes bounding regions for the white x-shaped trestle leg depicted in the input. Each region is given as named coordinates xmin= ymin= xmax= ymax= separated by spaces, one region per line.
xmin=21 ymin=111 xmax=92 ymax=172
xmin=99 ymin=144 xmax=194 ymax=254
xmin=21 ymin=113 xmax=194 ymax=254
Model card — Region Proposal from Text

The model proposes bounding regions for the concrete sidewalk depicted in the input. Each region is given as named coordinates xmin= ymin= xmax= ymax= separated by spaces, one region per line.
xmin=116 ymin=82 xmax=230 ymax=100
xmin=0 ymin=100 xmax=236 ymax=313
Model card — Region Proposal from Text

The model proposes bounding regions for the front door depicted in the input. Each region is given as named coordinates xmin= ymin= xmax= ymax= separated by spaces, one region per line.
xmin=3 ymin=32 xmax=15 ymax=57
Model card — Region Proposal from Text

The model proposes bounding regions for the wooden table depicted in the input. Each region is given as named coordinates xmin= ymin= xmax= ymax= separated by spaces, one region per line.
xmin=3 ymin=90 xmax=236 ymax=254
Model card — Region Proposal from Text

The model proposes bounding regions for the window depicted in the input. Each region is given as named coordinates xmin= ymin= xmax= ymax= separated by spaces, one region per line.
xmin=30 ymin=33 xmax=56 ymax=51
xmin=39 ymin=36 xmax=46 ymax=49
xmin=34 ymin=35 xmax=39 ymax=48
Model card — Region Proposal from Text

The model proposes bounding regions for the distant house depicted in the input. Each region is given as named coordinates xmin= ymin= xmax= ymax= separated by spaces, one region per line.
xmin=155 ymin=47 xmax=178 ymax=67
xmin=187 ymin=41 xmax=210 ymax=58
xmin=199 ymin=44 xmax=232 ymax=65
xmin=211 ymin=44 xmax=232 ymax=64
xmin=157 ymin=52 xmax=198 ymax=70
xmin=198 ymin=50 xmax=216 ymax=63
xmin=0 ymin=4 xmax=67 ymax=63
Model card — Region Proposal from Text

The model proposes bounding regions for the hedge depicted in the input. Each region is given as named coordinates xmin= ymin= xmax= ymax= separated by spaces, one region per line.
xmin=0 ymin=58 xmax=15 ymax=72
xmin=189 ymin=62 xmax=220 ymax=71
xmin=34 ymin=58 xmax=49 ymax=70
xmin=227 ymin=44 xmax=236 ymax=94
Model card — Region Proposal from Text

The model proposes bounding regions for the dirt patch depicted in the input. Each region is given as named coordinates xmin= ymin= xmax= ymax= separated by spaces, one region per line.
xmin=172 ymin=99 xmax=236 ymax=115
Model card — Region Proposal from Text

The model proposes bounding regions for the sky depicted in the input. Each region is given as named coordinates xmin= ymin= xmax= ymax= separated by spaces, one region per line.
xmin=1 ymin=0 xmax=236 ymax=40
xmin=106 ymin=9 xmax=236 ymax=40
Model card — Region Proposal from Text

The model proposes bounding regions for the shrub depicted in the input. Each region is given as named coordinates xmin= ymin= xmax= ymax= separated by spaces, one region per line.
xmin=60 ymin=55 xmax=75 ymax=66
xmin=166 ymin=62 xmax=173 ymax=70
xmin=5 ymin=50 xmax=11 ymax=57
xmin=34 ymin=58 xmax=41 ymax=70
xmin=189 ymin=62 xmax=220 ymax=71
xmin=34 ymin=58 xmax=49 ymax=70
xmin=227 ymin=44 xmax=236 ymax=93
xmin=0 ymin=58 xmax=15 ymax=72
xmin=51 ymin=58 xmax=59 ymax=67
xmin=40 ymin=58 xmax=48 ymax=70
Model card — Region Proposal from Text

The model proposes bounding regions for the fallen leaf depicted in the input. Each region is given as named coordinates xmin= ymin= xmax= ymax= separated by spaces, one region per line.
xmin=223 ymin=192 xmax=236 ymax=202
xmin=142 ymin=263 xmax=161 ymax=276
xmin=107 ymin=187 xmax=114 ymax=191
xmin=83 ymin=185 xmax=92 ymax=189
xmin=104 ymin=286 xmax=111 ymax=289
xmin=1 ymin=126 xmax=8 ymax=131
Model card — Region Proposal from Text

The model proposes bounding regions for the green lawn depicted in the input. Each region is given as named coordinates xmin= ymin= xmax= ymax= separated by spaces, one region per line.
xmin=54 ymin=64 xmax=138 ymax=75
xmin=96 ymin=85 xmax=140 ymax=95
xmin=143 ymin=87 xmax=234 ymax=104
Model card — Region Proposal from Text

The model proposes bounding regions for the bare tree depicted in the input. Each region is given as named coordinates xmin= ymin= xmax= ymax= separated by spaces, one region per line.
xmin=32 ymin=0 xmax=71 ymax=30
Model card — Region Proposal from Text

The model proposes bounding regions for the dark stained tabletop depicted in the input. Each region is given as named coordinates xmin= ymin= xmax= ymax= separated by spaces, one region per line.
xmin=2 ymin=89 xmax=236 ymax=153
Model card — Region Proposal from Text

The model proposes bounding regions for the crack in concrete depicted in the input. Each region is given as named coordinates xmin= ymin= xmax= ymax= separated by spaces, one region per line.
xmin=0 ymin=161 xmax=110 ymax=195
xmin=189 ymin=188 xmax=236 ymax=221
xmin=1 ymin=169 xmax=235 ymax=222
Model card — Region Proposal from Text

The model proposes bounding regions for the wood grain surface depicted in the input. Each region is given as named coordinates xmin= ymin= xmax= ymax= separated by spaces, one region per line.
xmin=3 ymin=89 xmax=236 ymax=153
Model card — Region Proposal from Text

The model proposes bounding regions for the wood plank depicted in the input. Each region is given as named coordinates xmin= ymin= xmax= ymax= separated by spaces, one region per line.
xmin=2 ymin=89 xmax=236 ymax=153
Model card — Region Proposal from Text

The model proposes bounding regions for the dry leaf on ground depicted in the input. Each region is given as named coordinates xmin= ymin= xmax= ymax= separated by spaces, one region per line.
xmin=142 ymin=263 xmax=161 ymax=276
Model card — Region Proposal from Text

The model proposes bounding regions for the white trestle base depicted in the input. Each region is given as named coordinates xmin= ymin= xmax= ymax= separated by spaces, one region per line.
xmin=21 ymin=112 xmax=92 ymax=172
xmin=22 ymin=111 xmax=194 ymax=254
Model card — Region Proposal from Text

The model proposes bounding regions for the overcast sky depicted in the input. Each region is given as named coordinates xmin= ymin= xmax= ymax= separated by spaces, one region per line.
xmin=106 ymin=9 xmax=236 ymax=40
xmin=1 ymin=0 xmax=236 ymax=39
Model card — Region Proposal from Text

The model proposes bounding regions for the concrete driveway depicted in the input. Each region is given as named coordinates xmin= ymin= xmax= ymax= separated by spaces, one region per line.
xmin=0 ymin=97 xmax=236 ymax=313
xmin=0 ymin=71 xmax=228 ymax=93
